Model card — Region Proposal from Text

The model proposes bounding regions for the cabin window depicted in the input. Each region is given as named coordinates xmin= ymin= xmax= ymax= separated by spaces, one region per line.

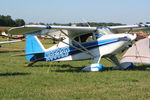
xmin=74 ymin=36 xmax=80 ymax=42
xmin=80 ymin=33 xmax=94 ymax=43
xmin=73 ymin=33 xmax=95 ymax=44
xmin=80 ymin=34 xmax=93 ymax=43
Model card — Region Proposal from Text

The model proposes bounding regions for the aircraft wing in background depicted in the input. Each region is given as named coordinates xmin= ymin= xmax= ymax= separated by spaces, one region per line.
xmin=0 ymin=40 xmax=23 ymax=47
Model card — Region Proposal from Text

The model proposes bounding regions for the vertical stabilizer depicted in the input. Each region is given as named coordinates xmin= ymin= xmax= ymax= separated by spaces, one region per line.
xmin=26 ymin=35 xmax=45 ymax=61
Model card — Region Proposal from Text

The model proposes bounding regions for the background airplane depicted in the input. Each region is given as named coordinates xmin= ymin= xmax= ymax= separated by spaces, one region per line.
xmin=0 ymin=40 xmax=23 ymax=47
xmin=0 ymin=30 xmax=25 ymax=39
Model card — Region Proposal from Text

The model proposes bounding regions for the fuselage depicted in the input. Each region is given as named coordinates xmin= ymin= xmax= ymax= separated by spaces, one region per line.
xmin=43 ymin=33 xmax=134 ymax=62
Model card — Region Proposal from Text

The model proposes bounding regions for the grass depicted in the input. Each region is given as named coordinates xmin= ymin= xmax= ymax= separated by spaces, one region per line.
xmin=0 ymin=26 xmax=12 ymax=30
xmin=0 ymin=35 xmax=150 ymax=99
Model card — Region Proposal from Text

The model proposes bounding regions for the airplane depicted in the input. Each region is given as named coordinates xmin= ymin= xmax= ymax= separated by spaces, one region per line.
xmin=0 ymin=30 xmax=9 ymax=37
xmin=0 ymin=40 xmax=23 ymax=47
xmin=0 ymin=31 xmax=25 ymax=39
xmin=10 ymin=24 xmax=150 ymax=71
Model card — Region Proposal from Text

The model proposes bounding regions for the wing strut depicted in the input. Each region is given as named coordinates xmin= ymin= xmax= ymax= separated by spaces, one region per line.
xmin=60 ymin=30 xmax=95 ymax=58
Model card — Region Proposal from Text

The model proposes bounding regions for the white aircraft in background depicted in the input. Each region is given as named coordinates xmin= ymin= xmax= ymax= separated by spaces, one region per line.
xmin=0 ymin=30 xmax=9 ymax=37
xmin=0 ymin=30 xmax=25 ymax=39
xmin=10 ymin=24 xmax=150 ymax=71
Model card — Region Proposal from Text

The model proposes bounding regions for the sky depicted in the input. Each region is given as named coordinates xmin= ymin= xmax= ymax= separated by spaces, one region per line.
xmin=1 ymin=0 xmax=150 ymax=24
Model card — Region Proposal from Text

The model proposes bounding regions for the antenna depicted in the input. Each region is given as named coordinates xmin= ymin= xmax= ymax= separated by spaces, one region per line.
xmin=82 ymin=18 xmax=91 ymax=27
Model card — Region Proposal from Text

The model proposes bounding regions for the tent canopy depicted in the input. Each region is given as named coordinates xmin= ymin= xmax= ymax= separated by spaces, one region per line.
xmin=121 ymin=36 xmax=150 ymax=64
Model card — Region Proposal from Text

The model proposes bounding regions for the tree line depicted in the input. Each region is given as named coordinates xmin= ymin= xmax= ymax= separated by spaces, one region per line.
xmin=76 ymin=22 xmax=123 ymax=27
xmin=0 ymin=15 xmax=25 ymax=27
xmin=1 ymin=15 xmax=149 ymax=27
xmin=48 ymin=22 xmax=124 ymax=27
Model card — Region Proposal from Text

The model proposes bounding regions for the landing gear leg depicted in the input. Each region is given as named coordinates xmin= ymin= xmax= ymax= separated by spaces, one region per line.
xmin=109 ymin=55 xmax=123 ymax=70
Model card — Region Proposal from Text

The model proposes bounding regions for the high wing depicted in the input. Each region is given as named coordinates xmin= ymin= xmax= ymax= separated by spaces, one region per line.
xmin=9 ymin=24 xmax=150 ymax=38
xmin=109 ymin=24 xmax=150 ymax=29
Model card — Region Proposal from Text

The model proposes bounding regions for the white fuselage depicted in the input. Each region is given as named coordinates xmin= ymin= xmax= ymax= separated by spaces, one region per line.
xmin=44 ymin=33 xmax=134 ymax=62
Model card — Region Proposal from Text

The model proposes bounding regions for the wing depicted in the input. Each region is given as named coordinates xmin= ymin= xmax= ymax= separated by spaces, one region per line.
xmin=109 ymin=24 xmax=150 ymax=29
xmin=17 ymin=25 xmax=97 ymax=38
xmin=9 ymin=24 xmax=150 ymax=38
xmin=8 ymin=26 xmax=44 ymax=35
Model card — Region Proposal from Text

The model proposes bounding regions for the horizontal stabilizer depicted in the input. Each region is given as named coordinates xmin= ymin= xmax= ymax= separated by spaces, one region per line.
xmin=11 ymin=52 xmax=44 ymax=57
xmin=0 ymin=40 xmax=23 ymax=45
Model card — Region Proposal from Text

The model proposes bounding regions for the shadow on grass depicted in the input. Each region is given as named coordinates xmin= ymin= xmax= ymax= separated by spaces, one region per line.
xmin=54 ymin=67 xmax=84 ymax=72
xmin=133 ymin=65 xmax=150 ymax=71
xmin=26 ymin=63 xmax=150 ymax=72
xmin=104 ymin=65 xmax=150 ymax=71
xmin=0 ymin=72 xmax=31 ymax=77
xmin=33 ymin=64 xmax=74 ymax=68
xmin=0 ymin=50 xmax=24 ymax=53
xmin=32 ymin=64 xmax=84 ymax=72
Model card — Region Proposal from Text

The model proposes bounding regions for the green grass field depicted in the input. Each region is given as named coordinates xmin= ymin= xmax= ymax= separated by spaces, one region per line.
xmin=0 ymin=36 xmax=150 ymax=100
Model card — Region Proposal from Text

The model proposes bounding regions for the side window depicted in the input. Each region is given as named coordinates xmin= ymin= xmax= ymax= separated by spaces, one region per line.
xmin=74 ymin=36 xmax=80 ymax=42
xmin=80 ymin=33 xmax=94 ymax=43
xmin=72 ymin=36 xmax=80 ymax=46
xmin=72 ymin=33 xmax=95 ymax=46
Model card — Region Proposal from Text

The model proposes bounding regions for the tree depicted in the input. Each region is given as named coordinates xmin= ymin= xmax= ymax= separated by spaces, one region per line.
xmin=0 ymin=15 xmax=25 ymax=26
xmin=139 ymin=22 xmax=143 ymax=24
xmin=146 ymin=22 xmax=150 ymax=24
xmin=15 ymin=19 xmax=25 ymax=26
xmin=0 ymin=15 xmax=15 ymax=26
xmin=39 ymin=22 xmax=45 ymax=25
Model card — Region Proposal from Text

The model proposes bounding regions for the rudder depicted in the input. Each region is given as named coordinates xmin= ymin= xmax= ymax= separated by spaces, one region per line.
xmin=25 ymin=35 xmax=45 ymax=61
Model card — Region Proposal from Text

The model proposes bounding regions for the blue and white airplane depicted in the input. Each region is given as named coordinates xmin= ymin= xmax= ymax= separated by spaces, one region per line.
xmin=11 ymin=24 xmax=150 ymax=71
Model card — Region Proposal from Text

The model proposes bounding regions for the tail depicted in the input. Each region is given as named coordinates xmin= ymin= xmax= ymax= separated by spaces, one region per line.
xmin=25 ymin=35 xmax=45 ymax=62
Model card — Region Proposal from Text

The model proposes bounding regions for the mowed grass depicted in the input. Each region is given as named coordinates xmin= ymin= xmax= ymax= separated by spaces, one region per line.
xmin=0 ymin=27 xmax=12 ymax=30
xmin=0 ymin=37 xmax=150 ymax=100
